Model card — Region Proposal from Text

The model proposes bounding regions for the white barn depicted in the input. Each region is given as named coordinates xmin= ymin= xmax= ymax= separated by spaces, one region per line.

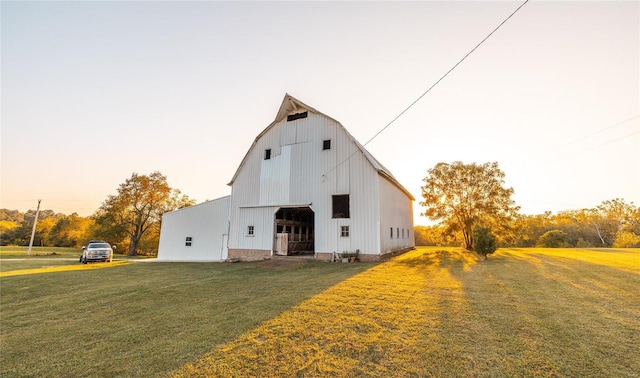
xmin=158 ymin=94 xmax=414 ymax=262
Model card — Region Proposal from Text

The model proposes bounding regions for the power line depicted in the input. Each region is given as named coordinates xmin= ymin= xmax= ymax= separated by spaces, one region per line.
xmin=552 ymin=114 xmax=639 ymax=151
xmin=524 ymin=114 xmax=639 ymax=165
xmin=323 ymin=0 xmax=530 ymax=177
xmin=531 ymin=129 xmax=640 ymax=167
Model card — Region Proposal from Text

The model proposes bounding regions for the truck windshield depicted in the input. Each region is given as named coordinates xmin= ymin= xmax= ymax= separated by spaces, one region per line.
xmin=89 ymin=243 xmax=110 ymax=248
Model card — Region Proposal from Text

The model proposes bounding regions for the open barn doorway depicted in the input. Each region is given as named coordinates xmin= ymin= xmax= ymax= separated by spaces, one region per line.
xmin=274 ymin=207 xmax=314 ymax=256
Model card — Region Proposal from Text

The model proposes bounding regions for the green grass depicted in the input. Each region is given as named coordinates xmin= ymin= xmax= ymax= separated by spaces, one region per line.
xmin=0 ymin=246 xmax=81 ymax=258
xmin=0 ymin=258 xmax=372 ymax=377
xmin=1 ymin=247 xmax=639 ymax=377
xmin=0 ymin=246 xmax=153 ymax=272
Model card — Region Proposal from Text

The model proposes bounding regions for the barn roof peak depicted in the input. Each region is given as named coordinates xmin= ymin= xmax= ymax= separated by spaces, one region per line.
xmin=273 ymin=94 xmax=321 ymax=124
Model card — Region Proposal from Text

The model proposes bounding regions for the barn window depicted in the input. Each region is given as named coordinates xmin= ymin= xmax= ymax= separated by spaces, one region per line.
xmin=185 ymin=236 xmax=192 ymax=247
xmin=287 ymin=111 xmax=308 ymax=121
xmin=332 ymin=195 xmax=350 ymax=218
xmin=341 ymin=225 xmax=350 ymax=237
xmin=397 ymin=228 xmax=400 ymax=239
xmin=264 ymin=149 xmax=271 ymax=160
xmin=323 ymin=139 xmax=331 ymax=150
xmin=402 ymin=228 xmax=405 ymax=238
xmin=247 ymin=226 xmax=254 ymax=236
xmin=390 ymin=227 xmax=393 ymax=239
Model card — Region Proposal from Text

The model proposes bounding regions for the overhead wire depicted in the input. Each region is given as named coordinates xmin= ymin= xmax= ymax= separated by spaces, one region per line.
xmin=557 ymin=114 xmax=639 ymax=148
xmin=518 ymin=114 xmax=639 ymax=167
xmin=323 ymin=0 xmax=530 ymax=178
xmin=530 ymin=128 xmax=640 ymax=167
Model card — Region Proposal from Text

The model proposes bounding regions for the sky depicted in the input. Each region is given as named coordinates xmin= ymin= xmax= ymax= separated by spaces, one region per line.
xmin=1 ymin=0 xmax=638 ymax=226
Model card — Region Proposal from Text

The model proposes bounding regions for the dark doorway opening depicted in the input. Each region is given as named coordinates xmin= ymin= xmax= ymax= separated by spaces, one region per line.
xmin=274 ymin=207 xmax=314 ymax=256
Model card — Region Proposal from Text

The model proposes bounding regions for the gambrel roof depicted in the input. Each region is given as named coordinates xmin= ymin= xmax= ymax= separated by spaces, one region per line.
xmin=228 ymin=94 xmax=414 ymax=201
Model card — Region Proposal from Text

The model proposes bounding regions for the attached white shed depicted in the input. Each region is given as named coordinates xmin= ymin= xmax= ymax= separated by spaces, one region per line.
xmin=157 ymin=196 xmax=230 ymax=261
xmin=158 ymin=94 xmax=414 ymax=262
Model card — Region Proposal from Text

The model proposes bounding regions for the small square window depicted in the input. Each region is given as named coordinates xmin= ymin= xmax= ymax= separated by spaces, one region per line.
xmin=323 ymin=139 xmax=331 ymax=150
xmin=340 ymin=225 xmax=350 ymax=237
xmin=185 ymin=236 xmax=192 ymax=247
xmin=264 ymin=149 xmax=271 ymax=160
xmin=247 ymin=226 xmax=254 ymax=236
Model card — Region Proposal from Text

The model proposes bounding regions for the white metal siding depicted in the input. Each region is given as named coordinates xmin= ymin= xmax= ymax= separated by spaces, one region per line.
xmin=232 ymin=206 xmax=277 ymax=252
xmin=157 ymin=196 xmax=231 ymax=261
xmin=225 ymin=98 xmax=413 ymax=258
xmin=379 ymin=176 xmax=415 ymax=254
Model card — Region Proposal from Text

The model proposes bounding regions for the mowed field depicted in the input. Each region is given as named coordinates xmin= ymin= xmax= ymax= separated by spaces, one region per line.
xmin=1 ymin=247 xmax=638 ymax=377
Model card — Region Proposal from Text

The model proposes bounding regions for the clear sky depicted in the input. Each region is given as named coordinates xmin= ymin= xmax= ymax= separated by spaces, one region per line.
xmin=1 ymin=1 xmax=638 ymax=225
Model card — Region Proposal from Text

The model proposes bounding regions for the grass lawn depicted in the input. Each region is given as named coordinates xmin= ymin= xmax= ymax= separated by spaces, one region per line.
xmin=1 ymin=247 xmax=639 ymax=377
xmin=0 ymin=246 xmax=82 ymax=259
xmin=0 ymin=246 xmax=152 ymax=272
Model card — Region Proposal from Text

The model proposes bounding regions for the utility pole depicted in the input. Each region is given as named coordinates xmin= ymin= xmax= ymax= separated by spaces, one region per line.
xmin=27 ymin=199 xmax=42 ymax=256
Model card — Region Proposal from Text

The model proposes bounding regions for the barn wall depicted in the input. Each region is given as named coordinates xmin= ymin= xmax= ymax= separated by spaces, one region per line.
xmin=378 ymin=176 xmax=415 ymax=254
xmin=230 ymin=206 xmax=277 ymax=252
xmin=157 ymin=196 xmax=231 ymax=261
xmin=228 ymin=112 xmax=383 ymax=257
xmin=314 ymin=135 xmax=381 ymax=257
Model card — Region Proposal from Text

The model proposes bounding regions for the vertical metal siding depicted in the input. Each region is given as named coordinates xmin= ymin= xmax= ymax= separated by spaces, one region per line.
xmin=157 ymin=196 xmax=231 ymax=261
xmin=228 ymin=111 xmax=411 ymax=257
xmin=235 ymin=206 xmax=276 ymax=251
xmin=378 ymin=176 xmax=415 ymax=253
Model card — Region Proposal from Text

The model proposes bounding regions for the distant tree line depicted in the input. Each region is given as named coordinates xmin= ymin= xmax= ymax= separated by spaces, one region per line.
xmin=415 ymin=198 xmax=640 ymax=248
xmin=417 ymin=161 xmax=640 ymax=251
xmin=0 ymin=209 xmax=94 ymax=249
xmin=0 ymin=172 xmax=194 ymax=255
xmin=3 ymin=167 xmax=638 ymax=254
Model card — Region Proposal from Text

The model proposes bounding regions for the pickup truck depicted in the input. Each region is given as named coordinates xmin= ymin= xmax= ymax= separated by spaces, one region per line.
xmin=80 ymin=241 xmax=114 ymax=263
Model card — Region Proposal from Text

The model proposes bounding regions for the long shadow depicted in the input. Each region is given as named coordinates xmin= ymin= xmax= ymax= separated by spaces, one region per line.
xmin=0 ymin=259 xmax=377 ymax=378
xmin=445 ymin=248 xmax=640 ymax=377
xmin=167 ymin=248 xmax=639 ymax=377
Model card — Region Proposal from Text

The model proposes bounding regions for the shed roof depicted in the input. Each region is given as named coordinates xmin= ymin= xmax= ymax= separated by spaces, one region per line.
xmin=228 ymin=94 xmax=414 ymax=201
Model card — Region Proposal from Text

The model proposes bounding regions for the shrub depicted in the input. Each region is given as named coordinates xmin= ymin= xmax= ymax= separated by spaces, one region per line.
xmin=473 ymin=226 xmax=497 ymax=260
xmin=537 ymin=230 xmax=568 ymax=248
xmin=613 ymin=231 xmax=640 ymax=248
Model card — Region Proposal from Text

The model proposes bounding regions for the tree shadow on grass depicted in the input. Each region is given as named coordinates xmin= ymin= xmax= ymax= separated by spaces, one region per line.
xmin=0 ymin=259 xmax=376 ymax=378
xmin=169 ymin=248 xmax=640 ymax=377
xmin=445 ymin=248 xmax=640 ymax=377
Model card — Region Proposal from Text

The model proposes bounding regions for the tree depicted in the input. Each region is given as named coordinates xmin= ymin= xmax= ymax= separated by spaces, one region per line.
xmin=588 ymin=199 xmax=637 ymax=246
xmin=49 ymin=214 xmax=94 ymax=247
xmin=414 ymin=225 xmax=461 ymax=246
xmin=473 ymin=226 xmax=497 ymax=260
xmin=613 ymin=231 xmax=640 ymax=248
xmin=93 ymin=172 xmax=195 ymax=256
xmin=420 ymin=161 xmax=519 ymax=250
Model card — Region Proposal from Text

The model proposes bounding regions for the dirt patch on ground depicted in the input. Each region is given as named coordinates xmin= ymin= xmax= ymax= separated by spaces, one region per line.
xmin=252 ymin=256 xmax=317 ymax=269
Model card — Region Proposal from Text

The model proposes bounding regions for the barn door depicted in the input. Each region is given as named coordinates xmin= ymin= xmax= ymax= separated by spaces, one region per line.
xmin=275 ymin=233 xmax=288 ymax=256
xmin=221 ymin=234 xmax=228 ymax=260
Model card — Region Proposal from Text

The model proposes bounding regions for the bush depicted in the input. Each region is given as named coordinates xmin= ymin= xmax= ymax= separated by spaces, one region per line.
xmin=473 ymin=226 xmax=497 ymax=260
xmin=576 ymin=238 xmax=594 ymax=248
xmin=613 ymin=231 xmax=640 ymax=248
xmin=537 ymin=230 xmax=568 ymax=248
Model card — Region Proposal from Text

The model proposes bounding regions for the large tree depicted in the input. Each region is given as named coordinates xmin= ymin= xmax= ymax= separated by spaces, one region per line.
xmin=420 ymin=161 xmax=519 ymax=250
xmin=93 ymin=172 xmax=195 ymax=255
